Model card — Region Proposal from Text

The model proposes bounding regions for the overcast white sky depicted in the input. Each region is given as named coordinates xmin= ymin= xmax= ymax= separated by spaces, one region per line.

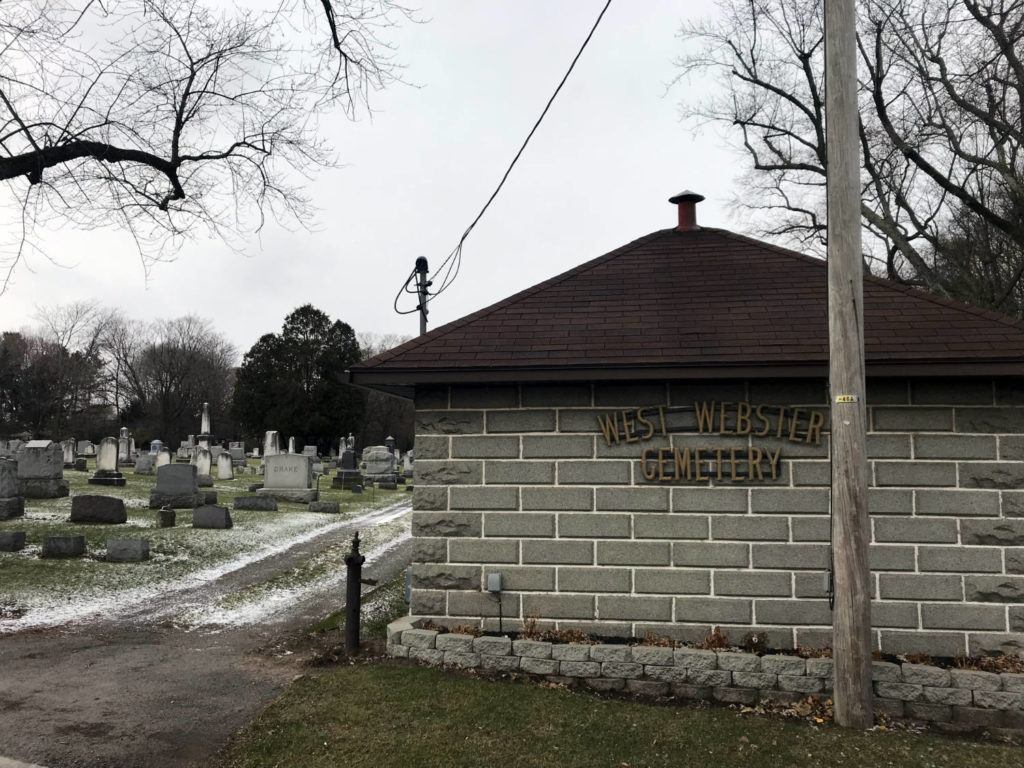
xmin=0 ymin=0 xmax=746 ymax=356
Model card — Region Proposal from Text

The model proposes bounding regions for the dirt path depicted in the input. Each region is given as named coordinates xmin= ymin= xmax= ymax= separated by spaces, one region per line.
xmin=0 ymin=504 xmax=412 ymax=768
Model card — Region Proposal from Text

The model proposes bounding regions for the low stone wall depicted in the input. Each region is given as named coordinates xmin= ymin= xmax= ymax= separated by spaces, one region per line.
xmin=386 ymin=618 xmax=1024 ymax=733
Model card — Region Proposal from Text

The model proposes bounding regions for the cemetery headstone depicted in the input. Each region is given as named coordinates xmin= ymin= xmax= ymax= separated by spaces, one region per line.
xmin=157 ymin=506 xmax=176 ymax=527
xmin=217 ymin=452 xmax=234 ymax=480
xmin=361 ymin=445 xmax=398 ymax=484
xmin=155 ymin=449 xmax=172 ymax=468
xmin=77 ymin=440 xmax=95 ymax=456
xmin=177 ymin=441 xmax=191 ymax=461
xmin=403 ymin=452 xmax=414 ymax=479
xmin=251 ymin=447 xmax=261 ymax=459
xmin=41 ymin=536 xmax=86 ymax=558
xmin=331 ymin=443 xmax=363 ymax=490
xmin=61 ymin=439 xmax=76 ymax=468
xmin=149 ymin=439 xmax=165 ymax=455
xmin=107 ymin=539 xmax=150 ymax=562
xmin=200 ymin=489 xmax=218 ymax=505
xmin=73 ymin=458 xmax=87 ymax=472
xmin=0 ymin=531 xmax=26 ymax=551
xmin=385 ymin=435 xmax=396 ymax=454
xmin=257 ymin=453 xmax=316 ymax=503
xmin=17 ymin=440 xmax=70 ymax=498
xmin=263 ymin=431 xmax=279 ymax=457
xmin=194 ymin=447 xmax=213 ymax=487
xmin=0 ymin=458 xmax=25 ymax=519
xmin=88 ymin=437 xmax=126 ymax=486
xmin=302 ymin=445 xmax=318 ymax=459
xmin=228 ymin=444 xmax=246 ymax=467
xmin=200 ymin=401 xmax=211 ymax=435
xmin=210 ymin=446 xmax=224 ymax=462
xmin=149 ymin=464 xmax=202 ymax=509
xmin=128 ymin=436 xmax=136 ymax=459
xmin=193 ymin=505 xmax=232 ymax=529
xmin=70 ymin=495 xmax=127 ymax=524
xmin=234 ymin=496 xmax=278 ymax=511
xmin=134 ymin=453 xmax=155 ymax=475
xmin=287 ymin=436 xmax=296 ymax=454
xmin=308 ymin=501 xmax=339 ymax=514
xmin=118 ymin=427 xmax=132 ymax=466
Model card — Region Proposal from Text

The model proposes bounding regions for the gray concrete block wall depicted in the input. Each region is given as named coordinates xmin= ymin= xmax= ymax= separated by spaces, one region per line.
xmin=386 ymin=618 xmax=1024 ymax=732
xmin=411 ymin=378 xmax=1024 ymax=657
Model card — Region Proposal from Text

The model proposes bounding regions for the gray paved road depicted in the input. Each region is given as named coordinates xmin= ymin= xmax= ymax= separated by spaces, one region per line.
xmin=0 ymin=504 xmax=411 ymax=768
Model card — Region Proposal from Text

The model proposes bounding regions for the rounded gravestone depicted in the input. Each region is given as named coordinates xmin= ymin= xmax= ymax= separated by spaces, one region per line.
xmin=0 ymin=531 xmax=26 ymax=551
xmin=41 ymin=536 xmax=86 ymax=558
xmin=308 ymin=501 xmax=339 ymax=514
xmin=0 ymin=458 xmax=25 ymax=520
xmin=149 ymin=464 xmax=201 ymax=509
xmin=107 ymin=539 xmax=150 ymax=562
xmin=217 ymin=452 xmax=234 ymax=481
xmin=193 ymin=505 xmax=232 ymax=529
xmin=95 ymin=437 xmax=118 ymax=472
xmin=194 ymin=447 xmax=213 ymax=487
xmin=70 ymin=495 xmax=127 ymax=524
xmin=234 ymin=496 xmax=278 ymax=511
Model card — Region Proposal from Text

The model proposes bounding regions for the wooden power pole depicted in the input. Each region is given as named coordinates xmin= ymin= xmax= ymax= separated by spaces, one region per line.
xmin=826 ymin=0 xmax=873 ymax=729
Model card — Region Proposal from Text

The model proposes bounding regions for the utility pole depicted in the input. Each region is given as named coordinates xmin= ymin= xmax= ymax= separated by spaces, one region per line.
xmin=414 ymin=257 xmax=430 ymax=336
xmin=826 ymin=0 xmax=873 ymax=729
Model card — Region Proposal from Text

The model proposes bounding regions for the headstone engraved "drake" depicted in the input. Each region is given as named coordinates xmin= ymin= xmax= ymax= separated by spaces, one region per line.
xmin=257 ymin=454 xmax=316 ymax=503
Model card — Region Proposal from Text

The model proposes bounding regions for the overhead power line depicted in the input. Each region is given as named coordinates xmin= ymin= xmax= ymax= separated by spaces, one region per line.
xmin=395 ymin=0 xmax=614 ymax=323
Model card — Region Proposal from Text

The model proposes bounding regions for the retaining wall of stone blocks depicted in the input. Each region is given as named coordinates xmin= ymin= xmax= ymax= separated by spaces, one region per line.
xmin=386 ymin=618 xmax=1024 ymax=732
xmin=410 ymin=378 xmax=1024 ymax=657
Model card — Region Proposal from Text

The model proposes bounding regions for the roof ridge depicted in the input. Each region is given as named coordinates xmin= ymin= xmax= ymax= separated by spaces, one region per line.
xmin=712 ymin=229 xmax=1024 ymax=333
xmin=356 ymin=229 xmax=672 ymax=369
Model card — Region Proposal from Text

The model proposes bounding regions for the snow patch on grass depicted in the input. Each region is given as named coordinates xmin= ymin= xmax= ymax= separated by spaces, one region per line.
xmin=0 ymin=499 xmax=410 ymax=633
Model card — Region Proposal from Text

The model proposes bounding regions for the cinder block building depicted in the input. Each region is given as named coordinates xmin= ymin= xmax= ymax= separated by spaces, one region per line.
xmin=350 ymin=193 xmax=1024 ymax=659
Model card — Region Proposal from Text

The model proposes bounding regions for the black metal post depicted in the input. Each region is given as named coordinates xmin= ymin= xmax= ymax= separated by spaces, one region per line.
xmin=345 ymin=530 xmax=366 ymax=654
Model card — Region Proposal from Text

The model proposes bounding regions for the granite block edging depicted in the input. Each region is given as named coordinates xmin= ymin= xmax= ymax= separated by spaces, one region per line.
xmin=385 ymin=618 xmax=1024 ymax=732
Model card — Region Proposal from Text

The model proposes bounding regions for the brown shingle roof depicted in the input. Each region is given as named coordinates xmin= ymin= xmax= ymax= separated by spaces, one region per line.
xmin=350 ymin=227 xmax=1024 ymax=393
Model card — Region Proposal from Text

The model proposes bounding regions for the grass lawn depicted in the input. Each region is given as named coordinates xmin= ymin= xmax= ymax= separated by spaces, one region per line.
xmin=218 ymin=573 xmax=1021 ymax=768
xmin=217 ymin=661 xmax=1020 ymax=768
xmin=0 ymin=458 xmax=409 ymax=629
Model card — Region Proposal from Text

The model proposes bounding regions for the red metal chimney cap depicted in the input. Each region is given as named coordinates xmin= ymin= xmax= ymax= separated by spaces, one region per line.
xmin=668 ymin=190 xmax=704 ymax=232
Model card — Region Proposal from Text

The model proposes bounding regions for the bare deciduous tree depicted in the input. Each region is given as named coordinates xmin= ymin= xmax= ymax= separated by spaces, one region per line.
xmin=677 ymin=0 xmax=1024 ymax=315
xmin=0 ymin=0 xmax=409 ymax=285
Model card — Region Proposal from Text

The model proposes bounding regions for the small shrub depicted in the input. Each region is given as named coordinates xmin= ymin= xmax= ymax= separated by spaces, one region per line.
xmin=638 ymin=631 xmax=680 ymax=648
xmin=742 ymin=632 xmax=769 ymax=654
xmin=519 ymin=617 xmax=543 ymax=641
xmin=956 ymin=653 xmax=1024 ymax=673
xmin=542 ymin=628 xmax=592 ymax=644
xmin=899 ymin=652 xmax=933 ymax=666
xmin=450 ymin=625 xmax=484 ymax=637
xmin=698 ymin=626 xmax=729 ymax=650
xmin=796 ymin=645 xmax=833 ymax=659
